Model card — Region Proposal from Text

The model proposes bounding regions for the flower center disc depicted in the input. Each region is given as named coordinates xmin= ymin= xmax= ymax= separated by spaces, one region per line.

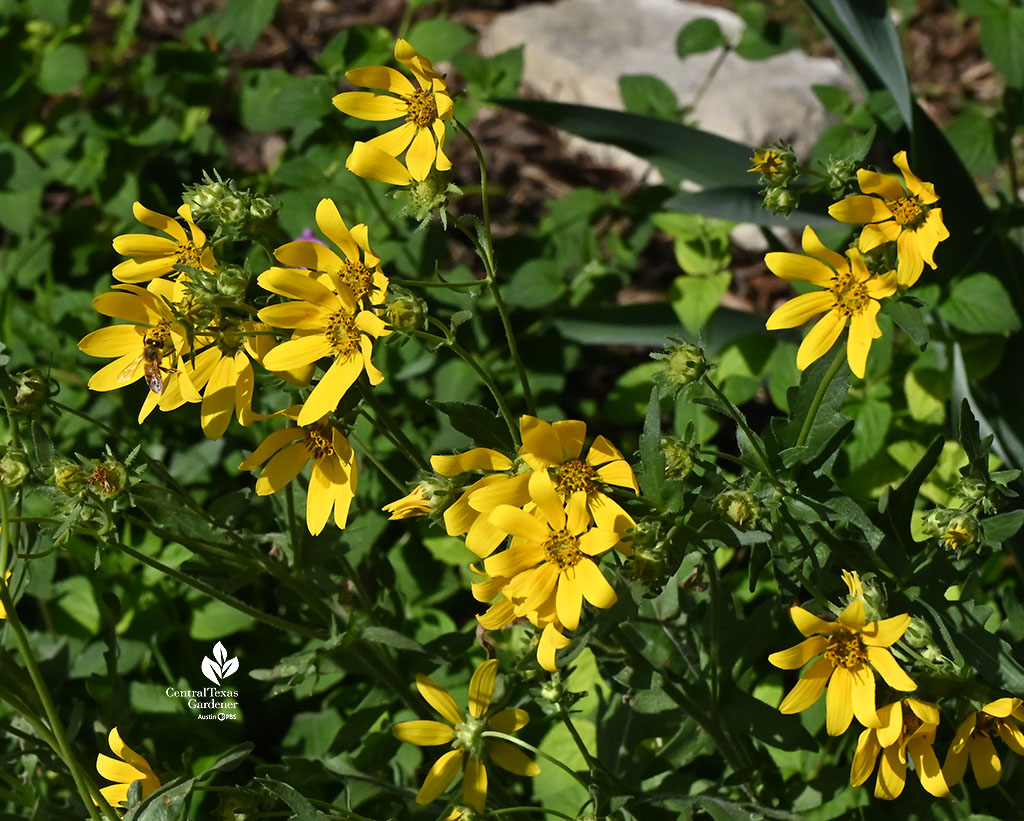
xmin=830 ymin=270 xmax=871 ymax=317
xmin=143 ymin=321 xmax=171 ymax=348
xmin=340 ymin=259 xmax=374 ymax=302
xmin=324 ymin=311 xmax=361 ymax=356
xmin=304 ymin=427 xmax=335 ymax=460
xmin=176 ymin=240 xmax=202 ymax=267
xmin=405 ymin=89 xmax=438 ymax=127
xmin=823 ymin=632 xmax=866 ymax=669
xmin=889 ymin=196 xmax=924 ymax=228
xmin=556 ymin=459 xmax=598 ymax=497
xmin=544 ymin=529 xmax=583 ymax=570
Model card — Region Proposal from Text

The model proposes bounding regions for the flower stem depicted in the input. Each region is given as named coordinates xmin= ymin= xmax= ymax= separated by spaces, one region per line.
xmin=700 ymin=374 xmax=776 ymax=481
xmin=481 ymin=731 xmax=591 ymax=793
xmin=359 ymin=379 xmax=429 ymax=471
xmin=795 ymin=350 xmax=845 ymax=449
xmin=455 ymin=119 xmax=536 ymax=415
xmin=112 ymin=540 xmax=326 ymax=640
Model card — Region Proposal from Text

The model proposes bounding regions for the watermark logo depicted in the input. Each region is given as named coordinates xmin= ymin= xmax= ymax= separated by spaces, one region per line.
xmin=201 ymin=641 xmax=239 ymax=685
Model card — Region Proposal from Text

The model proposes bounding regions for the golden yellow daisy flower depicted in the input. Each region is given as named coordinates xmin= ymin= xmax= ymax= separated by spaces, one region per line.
xmin=256 ymin=266 xmax=391 ymax=429
xmin=112 ymin=202 xmax=217 ymax=283
xmin=0 ymin=570 xmax=12 ymax=619
xmin=943 ymin=697 xmax=1024 ymax=789
xmin=765 ymin=226 xmax=897 ymax=378
xmin=851 ymin=698 xmax=948 ymax=799
xmin=475 ymin=575 xmax=572 ymax=673
xmin=239 ymin=408 xmax=357 ymax=535
xmin=333 ymin=38 xmax=454 ymax=182
xmin=433 ymin=415 xmax=638 ymax=558
xmin=96 ymin=726 xmax=161 ymax=807
xmin=383 ymin=483 xmax=435 ymax=520
xmin=393 ymin=659 xmax=539 ymax=812
xmin=272 ymin=199 xmax=389 ymax=305
xmin=768 ymin=598 xmax=916 ymax=736
xmin=828 ymin=150 xmax=949 ymax=288
xmin=480 ymin=473 xmax=620 ymax=666
xmin=77 ymin=280 xmax=205 ymax=423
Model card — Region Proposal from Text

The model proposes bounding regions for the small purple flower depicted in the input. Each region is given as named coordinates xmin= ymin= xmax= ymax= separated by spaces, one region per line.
xmin=295 ymin=227 xmax=328 ymax=247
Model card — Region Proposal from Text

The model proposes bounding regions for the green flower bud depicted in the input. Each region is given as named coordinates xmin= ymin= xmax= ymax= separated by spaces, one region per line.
xmin=53 ymin=459 xmax=87 ymax=496
xmin=940 ymin=513 xmax=978 ymax=551
xmin=86 ymin=459 xmax=128 ymax=499
xmin=763 ymin=186 xmax=798 ymax=216
xmin=539 ymin=674 xmax=564 ymax=704
xmin=0 ymin=451 xmax=30 ymax=489
xmin=14 ymin=369 xmax=51 ymax=413
xmin=823 ymin=154 xmax=858 ymax=198
xmin=652 ymin=338 xmax=707 ymax=395
xmin=661 ymin=435 xmax=697 ymax=479
xmin=383 ymin=289 xmax=428 ymax=333
xmin=391 ymin=171 xmax=462 ymax=229
xmin=183 ymin=172 xmax=277 ymax=241
xmin=749 ymin=143 xmax=796 ymax=186
xmin=717 ymin=489 xmax=760 ymax=528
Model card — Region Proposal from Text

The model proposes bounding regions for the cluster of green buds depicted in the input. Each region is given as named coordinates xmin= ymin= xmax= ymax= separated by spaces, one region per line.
xmin=47 ymin=447 xmax=141 ymax=540
xmin=922 ymin=508 xmax=979 ymax=552
xmin=391 ymin=171 xmax=462 ymax=230
xmin=749 ymin=142 xmax=798 ymax=216
xmin=626 ymin=518 xmax=671 ymax=589
xmin=183 ymin=171 xmax=277 ymax=241
xmin=181 ymin=262 xmax=252 ymax=308
xmin=952 ymin=475 xmax=1013 ymax=515
xmin=651 ymin=338 xmax=707 ymax=396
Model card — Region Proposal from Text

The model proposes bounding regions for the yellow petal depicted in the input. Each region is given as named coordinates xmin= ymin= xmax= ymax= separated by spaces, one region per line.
xmin=274 ymin=240 xmax=343 ymax=273
xmin=861 ymin=613 xmax=911 ymax=647
xmin=850 ymin=728 xmax=880 ymax=787
xmin=828 ymin=193 xmax=893 ymax=224
xmin=551 ymin=419 xmax=587 ymax=460
xmin=306 ymin=458 xmax=336 ymax=535
xmin=796 ymin=310 xmax=845 ymax=371
xmin=874 ymin=745 xmax=906 ymax=799
xmin=555 ymin=568 xmax=583 ymax=630
xmin=431 ymin=449 xmax=513 ymax=475
xmin=838 ymin=599 xmax=866 ymax=631
xmin=405 ymin=125 xmax=437 ymax=181
xmin=255 ymin=441 xmax=308 ymax=495
xmin=576 ymin=558 xmax=617 ymax=610
xmin=315 ymin=198 xmax=360 ymax=262
xmin=415 ymin=674 xmax=463 ymax=726
xmin=969 ymin=735 xmax=1002 ymax=788
xmin=487 ymin=505 xmax=549 ymax=543
xmin=132 ymin=201 xmax=187 ymax=242
xmin=261 ymin=333 xmax=333 ymax=372
xmin=529 ymin=470 xmax=566 ymax=531
xmin=519 ymin=416 xmax=563 ymax=468
xmin=857 ymin=219 xmax=900 ymax=253
xmin=465 ymin=473 xmax=531 ymax=514
xmin=347 ymin=140 xmax=415 ymax=185
xmin=855 ymin=168 xmax=905 ymax=201
xmin=826 ymin=665 xmax=855 ymax=736
xmin=393 ymin=720 xmax=456 ymax=746
xmin=907 ymin=736 xmax=948 ymax=797
xmin=296 ymin=354 xmax=362 ymax=426
xmin=488 ymin=709 xmax=529 ymax=733
xmin=764 ymin=251 xmax=834 ymax=286
xmin=332 ymin=91 xmax=407 ymax=121
xmin=594 ymin=458 xmax=639 ymax=491
xmin=415 ymin=749 xmax=463 ymax=805
xmin=367 ymin=121 xmax=418 ymax=157
xmin=258 ymin=267 xmax=337 ymax=305
xmin=79 ymin=324 xmax=144 ymax=357
xmin=767 ymin=636 xmax=828 ymax=670
xmin=765 ymin=290 xmax=835 ymax=330
xmin=846 ymin=300 xmax=882 ymax=379
xmin=346 ymin=65 xmax=416 ymax=96
xmin=799 ymin=225 xmax=847 ymax=270
xmin=875 ymin=701 xmax=903 ymax=748
xmin=461 ymin=757 xmax=487 ymax=812
xmin=865 ymin=646 xmax=916 ymax=691
xmin=200 ymin=353 xmax=238 ymax=440
xmin=488 ymin=740 xmax=540 ymax=776
xmin=537 ymin=622 xmax=570 ymax=672
xmin=778 ymin=656 xmax=832 ymax=713
xmin=892 ymin=151 xmax=937 ymax=203
xmin=239 ymin=427 xmax=304 ymax=470
xmin=790 ymin=606 xmax=841 ymax=637
xmin=850 ymin=664 xmax=880 ymax=729
xmin=468 ymin=658 xmax=499 ymax=719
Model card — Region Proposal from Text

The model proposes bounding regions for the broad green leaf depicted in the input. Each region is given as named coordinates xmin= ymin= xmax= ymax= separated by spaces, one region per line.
xmin=496 ymin=98 xmax=755 ymax=187
xmin=239 ymin=69 xmax=334 ymax=133
xmin=255 ymin=779 xmax=330 ymax=821
xmin=406 ymin=18 xmax=477 ymax=62
xmin=970 ymin=0 xmax=1024 ymax=88
xmin=505 ymin=259 xmax=566 ymax=309
xmin=428 ymin=400 xmax=514 ymax=452
xmin=663 ymin=188 xmax=839 ymax=230
xmin=881 ymin=298 xmax=928 ymax=349
xmin=945 ymin=105 xmax=998 ymax=175
xmin=0 ymin=142 xmax=44 ymax=235
xmin=982 ymin=510 xmax=1024 ymax=543
xmin=215 ymin=0 xmax=278 ymax=52
xmin=37 ymin=43 xmax=89 ymax=95
xmin=669 ymin=274 xmax=731 ymax=333
xmin=676 ymin=18 xmax=725 ymax=56
xmin=189 ymin=599 xmax=254 ymax=640
xmin=939 ymin=273 xmax=1021 ymax=334
xmin=653 ymin=212 xmax=732 ymax=276
xmin=904 ymin=369 xmax=947 ymax=425
xmin=619 ymin=74 xmax=680 ymax=120
xmin=639 ymin=387 xmax=666 ymax=504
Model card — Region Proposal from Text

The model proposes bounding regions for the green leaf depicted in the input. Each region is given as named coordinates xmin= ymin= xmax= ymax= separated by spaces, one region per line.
xmin=0 ymin=142 xmax=45 ymax=235
xmin=904 ymin=369 xmax=947 ymax=425
xmin=239 ymin=69 xmax=334 ymax=133
xmin=639 ymin=388 xmax=666 ymax=505
xmin=653 ymin=212 xmax=732 ymax=275
xmin=496 ymin=98 xmax=755 ymax=187
xmin=940 ymin=273 xmax=1021 ymax=334
xmin=619 ymin=74 xmax=680 ymax=120
xmin=982 ymin=510 xmax=1024 ymax=543
xmin=877 ymin=434 xmax=943 ymax=565
xmin=945 ymin=105 xmax=999 ymax=175
xmin=972 ymin=0 xmax=1024 ymax=88
xmin=948 ymin=603 xmax=1024 ymax=692
xmin=663 ymin=188 xmax=839 ymax=230
xmin=37 ymin=43 xmax=89 ymax=95
xmin=255 ymin=778 xmax=331 ymax=821
xmin=457 ymin=46 xmax=523 ymax=100
xmin=359 ymin=625 xmax=430 ymax=656
xmin=881 ymin=298 xmax=928 ymax=348
xmin=406 ymin=18 xmax=477 ymax=63
xmin=215 ymin=0 xmax=278 ymax=52
xmin=505 ymin=259 xmax=566 ymax=309
xmin=676 ymin=18 xmax=725 ymax=56
xmin=189 ymin=599 xmax=254 ymax=640
xmin=669 ymin=273 xmax=731 ymax=333
xmin=124 ymin=777 xmax=195 ymax=821
xmin=428 ymin=400 xmax=515 ymax=452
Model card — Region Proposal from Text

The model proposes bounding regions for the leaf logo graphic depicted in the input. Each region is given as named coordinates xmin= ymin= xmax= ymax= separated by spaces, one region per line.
xmin=201 ymin=641 xmax=239 ymax=685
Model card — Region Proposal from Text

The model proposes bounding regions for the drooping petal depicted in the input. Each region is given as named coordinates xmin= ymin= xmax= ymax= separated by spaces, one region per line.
xmin=487 ymin=505 xmax=549 ymax=544
xmin=315 ymin=198 xmax=360 ymax=262
xmin=778 ymin=656 xmax=833 ymax=714
xmin=577 ymin=558 xmax=617 ymax=610
xmin=969 ymin=735 xmax=1002 ymax=788
xmin=239 ymin=427 xmax=305 ymax=470
xmin=261 ymin=333 xmax=333 ymax=372
xmin=846 ymin=300 xmax=882 ymax=379
xmin=405 ymin=125 xmax=437 ymax=181
xmin=306 ymin=457 xmax=337 ymax=535
xmin=258 ymin=267 xmax=337 ymax=305
xmin=537 ymin=622 xmax=571 ymax=672
xmin=874 ymin=745 xmax=907 ymax=799
xmin=488 ymin=709 xmax=529 ymax=733
xmin=415 ymin=749 xmax=463 ymax=805
xmin=529 ymin=470 xmax=566 ymax=530
xmin=392 ymin=720 xmax=456 ymax=746
xmin=850 ymin=729 xmax=881 ymax=787
xmin=826 ymin=665 xmax=855 ymax=736
xmin=200 ymin=352 xmax=238 ymax=440
xmin=296 ymin=354 xmax=363 ymax=426
xmin=332 ymin=91 xmax=407 ymax=121
xmin=367 ymin=121 xmax=418 ymax=157
xmin=895 ymin=228 xmax=925 ymax=289
xmin=255 ymin=441 xmax=309 ymax=495
xmin=415 ymin=674 xmax=463 ymax=726
xmin=477 ymin=597 xmax=516 ymax=630
xmin=850 ymin=664 xmax=880 ymax=729
xmin=796 ymin=311 xmax=845 ymax=371
xmin=907 ymin=737 xmax=948 ymax=797
xmin=462 ymin=757 xmax=487 ymax=812
xmin=431 ymin=450 xmax=513 ymax=476
xmin=997 ymin=720 xmax=1024 ymax=755
xmin=865 ymin=646 xmax=916 ymax=692
xmin=875 ymin=701 xmax=904 ymax=748
xmin=488 ymin=740 xmax=540 ymax=776
xmin=555 ymin=568 xmax=583 ymax=630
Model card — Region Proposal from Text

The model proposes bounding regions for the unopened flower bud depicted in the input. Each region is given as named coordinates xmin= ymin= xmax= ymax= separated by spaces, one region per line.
xmin=0 ymin=451 xmax=30 ymax=488
xmin=661 ymin=436 xmax=697 ymax=479
xmin=823 ymin=154 xmax=858 ymax=198
xmin=383 ymin=290 xmax=428 ymax=333
xmin=539 ymin=674 xmax=564 ymax=704
xmin=183 ymin=172 xmax=277 ymax=241
xmin=717 ymin=489 xmax=760 ymax=528
xmin=53 ymin=459 xmax=87 ymax=495
xmin=13 ymin=369 xmax=51 ymax=413
xmin=749 ymin=144 xmax=796 ymax=186
xmin=940 ymin=514 xmax=978 ymax=551
xmin=381 ymin=477 xmax=450 ymax=519
xmin=652 ymin=339 xmax=707 ymax=395
xmin=392 ymin=171 xmax=462 ymax=229
xmin=763 ymin=186 xmax=798 ymax=216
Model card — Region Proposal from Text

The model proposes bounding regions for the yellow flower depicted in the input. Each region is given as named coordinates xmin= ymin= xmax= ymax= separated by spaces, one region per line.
xmin=828 ymin=150 xmax=949 ymax=288
xmin=0 ymin=570 xmax=12 ymax=619
xmin=96 ymin=727 xmax=161 ymax=807
xmin=765 ymin=226 xmax=897 ymax=378
xmin=77 ymin=280 xmax=205 ymax=423
xmin=333 ymin=38 xmax=454 ymax=182
xmin=257 ymin=266 xmax=391 ymax=430
xmin=768 ymin=598 xmax=916 ymax=736
xmin=851 ymin=699 xmax=948 ymax=799
xmin=433 ymin=415 xmax=638 ymax=558
xmin=272 ymin=199 xmax=389 ymax=305
xmin=112 ymin=202 xmax=217 ymax=283
xmin=943 ymin=697 xmax=1024 ymax=789
xmin=393 ymin=659 xmax=539 ymax=811
xmin=239 ymin=408 xmax=357 ymax=535
xmin=383 ymin=483 xmax=437 ymax=520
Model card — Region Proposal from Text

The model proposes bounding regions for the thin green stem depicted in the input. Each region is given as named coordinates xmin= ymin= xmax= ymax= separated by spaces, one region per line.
xmin=557 ymin=704 xmax=600 ymax=775
xmin=489 ymin=808 xmax=575 ymax=820
xmin=389 ymin=277 xmax=485 ymax=290
xmin=795 ymin=351 xmax=844 ymax=449
xmin=700 ymin=546 xmax=722 ymax=719
xmin=285 ymin=481 xmax=302 ymax=570
xmin=359 ymin=380 xmax=429 ymax=470
xmin=700 ymin=374 xmax=777 ymax=481
xmin=349 ymin=431 xmax=405 ymax=491
xmin=455 ymin=119 xmax=536 ymax=415
xmin=112 ymin=540 xmax=326 ymax=640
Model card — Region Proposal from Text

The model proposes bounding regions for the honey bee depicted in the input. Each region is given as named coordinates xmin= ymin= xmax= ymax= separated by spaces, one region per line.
xmin=118 ymin=333 xmax=175 ymax=394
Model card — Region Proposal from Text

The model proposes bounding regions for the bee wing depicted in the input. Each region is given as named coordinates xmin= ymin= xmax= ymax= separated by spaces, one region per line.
xmin=117 ymin=354 xmax=145 ymax=384
xmin=145 ymin=365 xmax=165 ymax=395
